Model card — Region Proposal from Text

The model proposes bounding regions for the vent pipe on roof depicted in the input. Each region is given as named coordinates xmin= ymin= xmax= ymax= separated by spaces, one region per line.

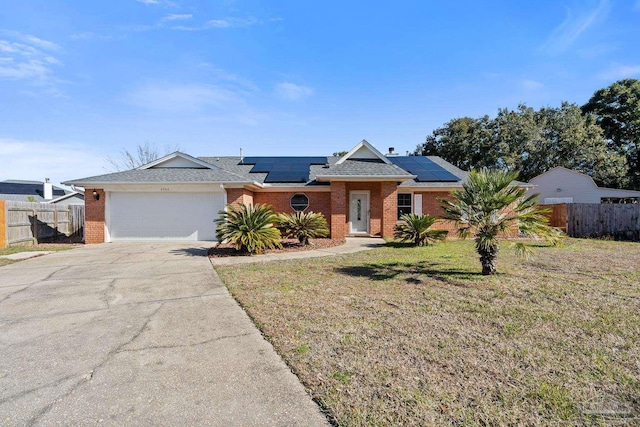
xmin=44 ymin=178 xmax=53 ymax=200
xmin=386 ymin=147 xmax=398 ymax=156
xmin=240 ymin=148 xmax=243 ymax=163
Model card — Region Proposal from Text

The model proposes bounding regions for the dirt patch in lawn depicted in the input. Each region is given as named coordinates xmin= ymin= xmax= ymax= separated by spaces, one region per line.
xmin=208 ymin=238 xmax=345 ymax=257
xmin=217 ymin=239 xmax=640 ymax=426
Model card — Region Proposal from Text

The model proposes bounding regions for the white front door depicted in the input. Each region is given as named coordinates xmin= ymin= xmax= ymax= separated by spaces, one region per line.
xmin=349 ymin=191 xmax=369 ymax=234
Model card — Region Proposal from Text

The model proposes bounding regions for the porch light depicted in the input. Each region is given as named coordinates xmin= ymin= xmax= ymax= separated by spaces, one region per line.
xmin=92 ymin=190 xmax=100 ymax=201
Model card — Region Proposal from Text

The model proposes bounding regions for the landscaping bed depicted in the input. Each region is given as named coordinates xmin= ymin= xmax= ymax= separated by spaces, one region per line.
xmin=216 ymin=239 xmax=640 ymax=426
xmin=208 ymin=238 xmax=345 ymax=257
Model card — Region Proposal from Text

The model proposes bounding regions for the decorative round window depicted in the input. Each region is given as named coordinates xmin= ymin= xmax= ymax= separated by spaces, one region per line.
xmin=290 ymin=193 xmax=309 ymax=212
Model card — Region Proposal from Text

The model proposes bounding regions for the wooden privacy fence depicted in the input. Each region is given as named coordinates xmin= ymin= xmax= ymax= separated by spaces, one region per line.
xmin=0 ymin=200 xmax=84 ymax=247
xmin=541 ymin=203 xmax=640 ymax=240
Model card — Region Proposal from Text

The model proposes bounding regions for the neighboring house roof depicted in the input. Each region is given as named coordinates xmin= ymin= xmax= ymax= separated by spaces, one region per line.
xmin=528 ymin=166 xmax=640 ymax=202
xmin=63 ymin=143 xmax=470 ymax=188
xmin=63 ymin=168 xmax=254 ymax=185
xmin=49 ymin=191 xmax=85 ymax=204
xmin=0 ymin=180 xmax=83 ymax=203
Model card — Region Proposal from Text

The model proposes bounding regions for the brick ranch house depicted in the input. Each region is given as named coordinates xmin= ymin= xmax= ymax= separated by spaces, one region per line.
xmin=64 ymin=140 xmax=471 ymax=244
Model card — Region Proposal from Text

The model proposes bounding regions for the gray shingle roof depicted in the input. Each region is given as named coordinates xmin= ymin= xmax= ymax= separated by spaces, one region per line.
xmin=63 ymin=154 xmax=466 ymax=188
xmin=63 ymin=168 xmax=252 ymax=185
xmin=0 ymin=180 xmax=67 ymax=202
xmin=315 ymin=159 xmax=415 ymax=179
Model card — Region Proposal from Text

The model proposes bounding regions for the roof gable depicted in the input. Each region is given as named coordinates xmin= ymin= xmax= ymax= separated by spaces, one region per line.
xmin=530 ymin=167 xmax=597 ymax=188
xmin=335 ymin=139 xmax=392 ymax=165
xmin=138 ymin=152 xmax=218 ymax=170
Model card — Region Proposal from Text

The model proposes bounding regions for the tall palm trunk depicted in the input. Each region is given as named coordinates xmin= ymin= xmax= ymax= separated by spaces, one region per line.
xmin=477 ymin=241 xmax=499 ymax=275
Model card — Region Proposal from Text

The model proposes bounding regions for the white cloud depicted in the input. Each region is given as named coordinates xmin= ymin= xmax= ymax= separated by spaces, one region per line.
xmin=126 ymin=82 xmax=242 ymax=113
xmin=135 ymin=0 xmax=178 ymax=7
xmin=0 ymin=59 xmax=50 ymax=80
xmin=199 ymin=63 xmax=259 ymax=93
xmin=273 ymin=82 xmax=314 ymax=101
xmin=0 ymin=33 xmax=62 ymax=84
xmin=70 ymin=32 xmax=125 ymax=41
xmin=0 ymin=138 xmax=106 ymax=187
xmin=161 ymin=14 xmax=192 ymax=22
xmin=597 ymin=63 xmax=640 ymax=80
xmin=21 ymin=35 xmax=60 ymax=51
xmin=207 ymin=17 xmax=258 ymax=29
xmin=539 ymin=0 xmax=610 ymax=54
xmin=522 ymin=79 xmax=544 ymax=90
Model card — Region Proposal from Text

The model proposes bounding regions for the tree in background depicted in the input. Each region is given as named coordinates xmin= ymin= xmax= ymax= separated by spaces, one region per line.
xmin=106 ymin=142 xmax=180 ymax=171
xmin=582 ymin=79 xmax=640 ymax=190
xmin=416 ymin=103 xmax=627 ymax=186
xmin=419 ymin=115 xmax=497 ymax=172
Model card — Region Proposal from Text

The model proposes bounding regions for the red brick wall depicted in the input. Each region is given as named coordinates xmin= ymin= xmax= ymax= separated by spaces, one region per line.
xmin=85 ymin=189 xmax=105 ymax=244
xmin=415 ymin=191 xmax=456 ymax=233
xmin=226 ymin=188 xmax=254 ymax=206
xmin=253 ymin=191 xmax=331 ymax=216
xmin=330 ymin=182 xmax=347 ymax=239
xmin=381 ymin=182 xmax=398 ymax=238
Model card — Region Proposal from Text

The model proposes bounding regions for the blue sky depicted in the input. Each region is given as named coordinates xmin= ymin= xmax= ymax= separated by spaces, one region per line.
xmin=1 ymin=0 xmax=639 ymax=186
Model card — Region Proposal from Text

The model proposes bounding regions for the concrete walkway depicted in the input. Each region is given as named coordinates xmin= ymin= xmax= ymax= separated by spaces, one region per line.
xmin=0 ymin=242 xmax=330 ymax=426
xmin=0 ymin=251 xmax=54 ymax=260
xmin=210 ymin=236 xmax=386 ymax=266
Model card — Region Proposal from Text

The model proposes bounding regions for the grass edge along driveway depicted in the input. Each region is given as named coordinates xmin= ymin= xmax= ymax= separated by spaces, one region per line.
xmin=0 ymin=245 xmax=77 ymax=267
xmin=216 ymin=239 xmax=640 ymax=426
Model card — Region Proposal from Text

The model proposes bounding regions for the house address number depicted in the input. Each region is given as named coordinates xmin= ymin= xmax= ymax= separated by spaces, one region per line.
xmin=160 ymin=187 xmax=171 ymax=192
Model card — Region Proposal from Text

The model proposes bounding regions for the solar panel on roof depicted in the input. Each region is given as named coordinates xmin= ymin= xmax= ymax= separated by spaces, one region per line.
xmin=388 ymin=156 xmax=459 ymax=182
xmin=249 ymin=163 xmax=274 ymax=173
xmin=264 ymin=171 xmax=308 ymax=183
xmin=241 ymin=156 xmax=327 ymax=165
xmin=239 ymin=156 xmax=328 ymax=183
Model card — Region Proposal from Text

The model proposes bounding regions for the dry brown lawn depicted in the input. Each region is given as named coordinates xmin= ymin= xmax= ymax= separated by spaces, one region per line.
xmin=216 ymin=239 xmax=640 ymax=426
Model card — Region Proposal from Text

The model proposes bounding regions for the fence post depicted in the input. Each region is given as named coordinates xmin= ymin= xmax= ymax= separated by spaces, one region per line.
xmin=32 ymin=207 xmax=38 ymax=245
xmin=0 ymin=200 xmax=6 ymax=248
xmin=54 ymin=208 xmax=58 ymax=242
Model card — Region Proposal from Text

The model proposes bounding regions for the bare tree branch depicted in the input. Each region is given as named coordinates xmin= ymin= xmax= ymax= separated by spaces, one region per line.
xmin=106 ymin=142 xmax=180 ymax=171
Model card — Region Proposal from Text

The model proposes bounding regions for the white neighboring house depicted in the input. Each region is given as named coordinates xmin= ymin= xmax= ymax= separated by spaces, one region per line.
xmin=527 ymin=167 xmax=640 ymax=204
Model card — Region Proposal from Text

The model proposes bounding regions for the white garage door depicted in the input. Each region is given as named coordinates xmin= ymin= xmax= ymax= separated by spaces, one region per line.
xmin=108 ymin=192 xmax=224 ymax=241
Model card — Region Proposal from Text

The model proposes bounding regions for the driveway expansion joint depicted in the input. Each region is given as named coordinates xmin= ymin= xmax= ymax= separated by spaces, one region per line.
xmin=119 ymin=331 xmax=255 ymax=353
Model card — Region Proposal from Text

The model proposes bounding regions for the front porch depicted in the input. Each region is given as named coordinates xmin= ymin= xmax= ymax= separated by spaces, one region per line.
xmin=329 ymin=181 xmax=398 ymax=239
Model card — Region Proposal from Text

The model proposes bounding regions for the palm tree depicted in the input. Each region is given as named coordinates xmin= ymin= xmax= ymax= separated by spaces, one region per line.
xmin=393 ymin=213 xmax=448 ymax=246
xmin=440 ymin=169 xmax=562 ymax=275
xmin=278 ymin=211 xmax=329 ymax=245
xmin=215 ymin=203 xmax=281 ymax=254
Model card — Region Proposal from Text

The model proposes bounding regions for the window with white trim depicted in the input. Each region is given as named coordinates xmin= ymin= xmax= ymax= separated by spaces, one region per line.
xmin=397 ymin=193 xmax=412 ymax=219
xmin=290 ymin=193 xmax=309 ymax=212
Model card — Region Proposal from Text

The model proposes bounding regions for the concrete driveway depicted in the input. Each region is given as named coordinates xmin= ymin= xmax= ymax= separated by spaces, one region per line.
xmin=0 ymin=243 xmax=329 ymax=426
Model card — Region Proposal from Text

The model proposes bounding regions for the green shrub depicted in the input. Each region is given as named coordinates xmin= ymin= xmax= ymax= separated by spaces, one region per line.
xmin=278 ymin=211 xmax=329 ymax=245
xmin=393 ymin=213 xmax=448 ymax=246
xmin=215 ymin=203 xmax=281 ymax=254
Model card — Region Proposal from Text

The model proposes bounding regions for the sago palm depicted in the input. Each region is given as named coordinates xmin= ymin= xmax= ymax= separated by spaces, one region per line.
xmin=215 ymin=203 xmax=281 ymax=254
xmin=440 ymin=169 xmax=563 ymax=275
xmin=278 ymin=211 xmax=329 ymax=245
xmin=393 ymin=213 xmax=448 ymax=246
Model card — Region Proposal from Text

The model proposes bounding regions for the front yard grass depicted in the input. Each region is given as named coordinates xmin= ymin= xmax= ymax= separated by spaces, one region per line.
xmin=0 ymin=244 xmax=78 ymax=268
xmin=216 ymin=239 xmax=640 ymax=426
